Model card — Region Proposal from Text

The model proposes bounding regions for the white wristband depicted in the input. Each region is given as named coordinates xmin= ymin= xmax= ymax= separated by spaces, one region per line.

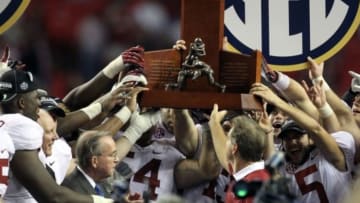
xmin=123 ymin=126 xmax=142 ymax=144
xmin=115 ymin=106 xmax=132 ymax=123
xmin=81 ymin=103 xmax=102 ymax=120
xmin=123 ymin=112 xmax=143 ymax=144
xmin=102 ymin=55 xmax=125 ymax=79
xmin=318 ymin=103 xmax=334 ymax=118
xmin=311 ymin=76 xmax=330 ymax=91
xmin=91 ymin=195 xmax=113 ymax=203
xmin=273 ymin=72 xmax=290 ymax=90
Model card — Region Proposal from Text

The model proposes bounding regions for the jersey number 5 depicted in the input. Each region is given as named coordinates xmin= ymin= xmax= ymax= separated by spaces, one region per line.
xmin=295 ymin=164 xmax=329 ymax=203
xmin=133 ymin=159 xmax=161 ymax=200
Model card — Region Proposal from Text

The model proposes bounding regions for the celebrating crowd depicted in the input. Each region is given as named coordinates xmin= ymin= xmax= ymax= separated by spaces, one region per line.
xmin=0 ymin=36 xmax=359 ymax=203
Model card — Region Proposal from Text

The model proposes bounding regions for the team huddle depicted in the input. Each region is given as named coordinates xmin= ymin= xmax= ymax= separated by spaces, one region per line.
xmin=0 ymin=40 xmax=359 ymax=203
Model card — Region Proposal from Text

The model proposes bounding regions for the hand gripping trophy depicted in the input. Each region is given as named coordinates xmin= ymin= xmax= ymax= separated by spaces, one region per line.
xmin=166 ymin=38 xmax=226 ymax=93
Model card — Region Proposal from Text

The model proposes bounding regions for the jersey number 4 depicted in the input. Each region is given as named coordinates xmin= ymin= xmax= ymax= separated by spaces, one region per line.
xmin=295 ymin=164 xmax=329 ymax=203
xmin=133 ymin=159 xmax=161 ymax=200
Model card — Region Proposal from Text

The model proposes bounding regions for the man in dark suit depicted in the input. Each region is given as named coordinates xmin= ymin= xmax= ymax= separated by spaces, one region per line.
xmin=62 ymin=131 xmax=119 ymax=198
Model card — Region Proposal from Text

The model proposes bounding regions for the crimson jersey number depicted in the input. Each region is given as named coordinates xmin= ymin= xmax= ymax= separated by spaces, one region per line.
xmin=295 ymin=164 xmax=329 ymax=203
xmin=132 ymin=159 xmax=161 ymax=200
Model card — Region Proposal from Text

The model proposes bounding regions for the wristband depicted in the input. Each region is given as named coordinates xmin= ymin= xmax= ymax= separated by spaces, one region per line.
xmin=273 ymin=72 xmax=290 ymax=90
xmin=91 ymin=195 xmax=113 ymax=203
xmin=123 ymin=112 xmax=143 ymax=144
xmin=102 ymin=55 xmax=125 ymax=79
xmin=318 ymin=103 xmax=334 ymax=118
xmin=123 ymin=126 xmax=142 ymax=144
xmin=311 ymin=76 xmax=330 ymax=91
xmin=81 ymin=103 xmax=102 ymax=120
xmin=115 ymin=106 xmax=132 ymax=123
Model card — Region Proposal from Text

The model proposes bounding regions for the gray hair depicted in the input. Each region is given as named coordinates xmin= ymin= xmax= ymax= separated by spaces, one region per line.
xmin=230 ymin=115 xmax=266 ymax=162
xmin=76 ymin=131 xmax=111 ymax=170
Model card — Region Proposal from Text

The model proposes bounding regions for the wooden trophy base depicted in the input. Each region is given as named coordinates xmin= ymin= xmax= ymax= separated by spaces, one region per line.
xmin=139 ymin=49 xmax=263 ymax=111
xmin=140 ymin=90 xmax=262 ymax=110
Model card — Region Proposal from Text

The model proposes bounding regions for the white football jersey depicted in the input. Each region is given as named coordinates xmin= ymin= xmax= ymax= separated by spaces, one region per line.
xmin=0 ymin=114 xmax=44 ymax=203
xmin=123 ymin=141 xmax=185 ymax=202
xmin=46 ymin=138 xmax=72 ymax=184
xmin=281 ymin=131 xmax=355 ymax=203
xmin=0 ymin=128 xmax=15 ymax=197
xmin=151 ymin=121 xmax=175 ymax=144
xmin=181 ymin=126 xmax=230 ymax=203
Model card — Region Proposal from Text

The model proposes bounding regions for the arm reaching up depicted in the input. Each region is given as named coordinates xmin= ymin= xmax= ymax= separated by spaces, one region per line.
xmin=63 ymin=46 xmax=145 ymax=111
xmin=302 ymin=80 xmax=340 ymax=133
xmin=208 ymin=104 xmax=229 ymax=171
xmin=262 ymin=56 xmax=319 ymax=119
xmin=307 ymin=58 xmax=360 ymax=162
xmin=251 ymin=83 xmax=347 ymax=171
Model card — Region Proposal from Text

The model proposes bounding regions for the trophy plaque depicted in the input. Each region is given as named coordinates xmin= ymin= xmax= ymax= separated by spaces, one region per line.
xmin=139 ymin=0 xmax=262 ymax=110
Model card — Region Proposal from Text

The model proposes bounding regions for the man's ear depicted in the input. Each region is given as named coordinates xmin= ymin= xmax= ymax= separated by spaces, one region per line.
xmin=17 ymin=96 xmax=25 ymax=109
xmin=91 ymin=156 xmax=98 ymax=168
xmin=231 ymin=143 xmax=238 ymax=155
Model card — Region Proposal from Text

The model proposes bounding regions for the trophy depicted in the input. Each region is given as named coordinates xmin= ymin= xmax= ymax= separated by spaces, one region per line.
xmin=139 ymin=0 xmax=262 ymax=111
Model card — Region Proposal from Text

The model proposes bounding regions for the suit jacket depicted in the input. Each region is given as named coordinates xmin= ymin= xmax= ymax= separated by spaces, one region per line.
xmin=61 ymin=167 xmax=111 ymax=197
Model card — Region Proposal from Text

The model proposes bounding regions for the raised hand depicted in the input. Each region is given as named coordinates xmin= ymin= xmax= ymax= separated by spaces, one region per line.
xmin=261 ymin=56 xmax=278 ymax=82
xmin=125 ymin=86 xmax=149 ymax=112
xmin=250 ymin=83 xmax=283 ymax=105
xmin=103 ymin=46 xmax=145 ymax=79
xmin=0 ymin=46 xmax=9 ymax=63
xmin=173 ymin=39 xmax=186 ymax=51
xmin=307 ymin=56 xmax=324 ymax=81
xmin=0 ymin=46 xmax=26 ymax=71
xmin=302 ymin=80 xmax=326 ymax=108
xmin=122 ymin=46 xmax=145 ymax=70
xmin=98 ymin=86 xmax=133 ymax=113
xmin=258 ymin=102 xmax=273 ymax=133
xmin=209 ymin=104 xmax=227 ymax=125
xmin=0 ymin=46 xmax=11 ymax=75
xmin=349 ymin=70 xmax=360 ymax=93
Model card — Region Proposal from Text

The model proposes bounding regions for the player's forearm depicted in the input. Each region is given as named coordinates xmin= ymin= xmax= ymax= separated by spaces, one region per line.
xmin=208 ymin=120 xmax=229 ymax=172
xmin=319 ymin=104 xmax=341 ymax=133
xmin=326 ymin=89 xmax=353 ymax=122
xmin=57 ymin=111 xmax=92 ymax=136
xmin=115 ymin=137 xmax=134 ymax=161
xmin=174 ymin=109 xmax=199 ymax=157
xmin=94 ymin=117 xmax=124 ymax=137
xmin=63 ymin=73 xmax=114 ymax=111
xmin=263 ymin=130 xmax=276 ymax=160
xmin=198 ymin=125 xmax=221 ymax=179
xmin=273 ymin=73 xmax=320 ymax=119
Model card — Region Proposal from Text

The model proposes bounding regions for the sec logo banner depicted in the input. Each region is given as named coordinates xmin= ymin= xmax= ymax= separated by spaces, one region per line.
xmin=0 ymin=0 xmax=30 ymax=35
xmin=224 ymin=0 xmax=360 ymax=71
